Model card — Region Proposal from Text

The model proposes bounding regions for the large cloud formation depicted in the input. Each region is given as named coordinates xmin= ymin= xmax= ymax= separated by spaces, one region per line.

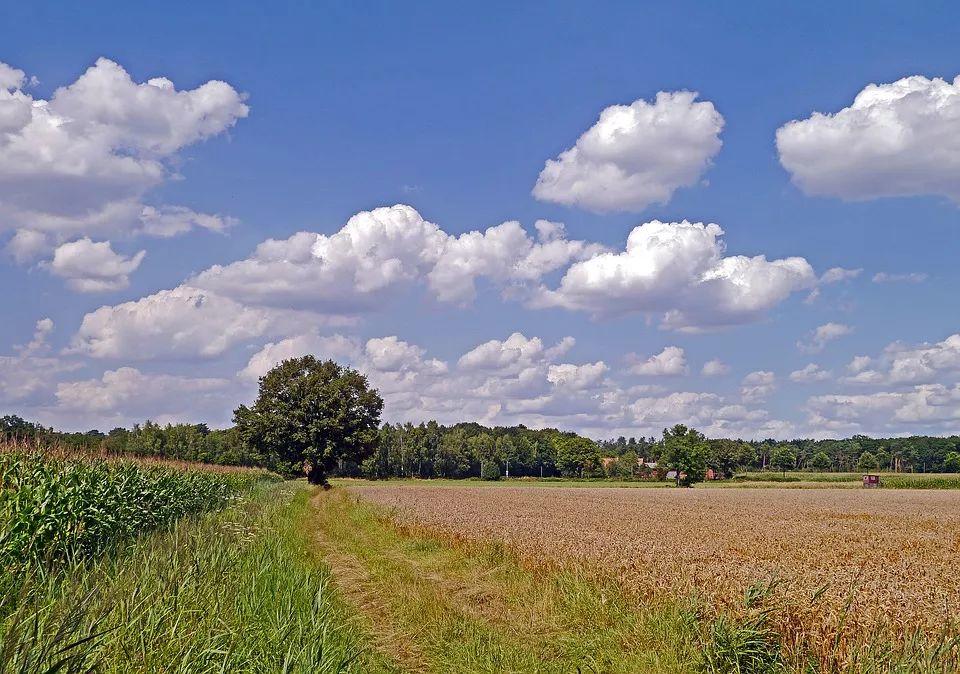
xmin=72 ymin=207 xmax=818 ymax=359
xmin=532 ymin=91 xmax=724 ymax=212
xmin=777 ymin=74 xmax=960 ymax=203
xmin=0 ymin=57 xmax=247 ymax=265
xmin=533 ymin=219 xmax=815 ymax=330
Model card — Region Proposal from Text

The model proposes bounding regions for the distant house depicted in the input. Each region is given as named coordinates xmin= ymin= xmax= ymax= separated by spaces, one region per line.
xmin=600 ymin=456 xmax=617 ymax=470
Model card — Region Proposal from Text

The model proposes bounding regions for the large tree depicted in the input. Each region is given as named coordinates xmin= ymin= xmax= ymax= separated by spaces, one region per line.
xmin=660 ymin=424 xmax=708 ymax=487
xmin=234 ymin=357 xmax=383 ymax=485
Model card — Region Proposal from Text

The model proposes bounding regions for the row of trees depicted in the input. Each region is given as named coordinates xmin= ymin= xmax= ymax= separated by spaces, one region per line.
xmin=7 ymin=356 xmax=960 ymax=484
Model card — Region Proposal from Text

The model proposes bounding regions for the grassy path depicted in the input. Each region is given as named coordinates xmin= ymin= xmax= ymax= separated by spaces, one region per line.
xmin=2 ymin=482 xmax=397 ymax=673
xmin=311 ymin=489 xmax=701 ymax=674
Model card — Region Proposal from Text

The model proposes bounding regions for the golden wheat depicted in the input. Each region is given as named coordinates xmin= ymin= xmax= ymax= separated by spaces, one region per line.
xmin=350 ymin=483 xmax=960 ymax=666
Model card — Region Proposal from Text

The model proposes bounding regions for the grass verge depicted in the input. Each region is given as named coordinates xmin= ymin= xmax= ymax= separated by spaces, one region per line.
xmin=1 ymin=481 xmax=396 ymax=673
xmin=312 ymin=489 xmax=710 ymax=673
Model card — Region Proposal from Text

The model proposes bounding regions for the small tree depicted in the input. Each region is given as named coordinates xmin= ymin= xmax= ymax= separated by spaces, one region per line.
xmin=234 ymin=357 xmax=383 ymax=486
xmin=770 ymin=445 xmax=796 ymax=476
xmin=857 ymin=451 xmax=879 ymax=472
xmin=660 ymin=424 xmax=708 ymax=487
xmin=480 ymin=460 xmax=501 ymax=481
xmin=944 ymin=451 xmax=960 ymax=473
xmin=810 ymin=451 xmax=832 ymax=472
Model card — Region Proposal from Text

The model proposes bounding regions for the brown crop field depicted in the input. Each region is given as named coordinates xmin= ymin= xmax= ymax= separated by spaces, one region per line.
xmin=349 ymin=483 xmax=960 ymax=669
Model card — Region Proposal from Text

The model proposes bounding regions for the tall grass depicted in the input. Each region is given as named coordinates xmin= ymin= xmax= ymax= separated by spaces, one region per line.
xmin=0 ymin=446 xmax=275 ymax=571
xmin=0 ymin=483 xmax=391 ymax=673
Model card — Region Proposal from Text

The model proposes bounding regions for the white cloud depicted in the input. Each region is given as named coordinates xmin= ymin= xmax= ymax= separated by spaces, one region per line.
xmin=0 ymin=57 xmax=247 ymax=251
xmin=741 ymin=370 xmax=776 ymax=402
xmin=872 ymin=272 xmax=928 ymax=283
xmin=820 ymin=267 xmax=862 ymax=283
xmin=69 ymin=285 xmax=325 ymax=360
xmin=428 ymin=219 xmax=603 ymax=304
xmin=547 ymin=361 xmax=608 ymax=390
xmin=457 ymin=332 xmax=572 ymax=373
xmin=847 ymin=355 xmax=873 ymax=373
xmin=534 ymin=219 xmax=815 ymax=330
xmin=533 ymin=91 xmax=724 ymax=212
xmin=701 ymin=358 xmax=730 ymax=377
xmin=807 ymin=385 xmax=960 ymax=433
xmin=55 ymin=367 xmax=233 ymax=425
xmin=193 ymin=205 xmax=601 ymax=311
xmin=45 ymin=238 xmax=145 ymax=292
xmin=139 ymin=206 xmax=236 ymax=237
xmin=840 ymin=333 xmax=960 ymax=387
xmin=777 ymin=74 xmax=960 ymax=203
xmin=239 ymin=332 xmax=362 ymax=381
xmin=628 ymin=346 xmax=688 ymax=376
xmin=789 ymin=363 xmax=832 ymax=383
xmin=0 ymin=319 xmax=80 ymax=405
xmin=797 ymin=322 xmax=853 ymax=353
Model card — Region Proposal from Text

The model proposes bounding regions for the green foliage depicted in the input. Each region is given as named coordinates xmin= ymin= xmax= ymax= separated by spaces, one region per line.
xmin=479 ymin=460 xmax=501 ymax=481
xmin=0 ymin=483 xmax=383 ymax=673
xmin=661 ymin=424 xmax=708 ymax=487
xmin=857 ymin=451 xmax=879 ymax=472
xmin=234 ymin=356 xmax=383 ymax=484
xmin=700 ymin=581 xmax=784 ymax=674
xmin=810 ymin=451 xmax=832 ymax=471
xmin=0 ymin=450 xmax=270 ymax=571
xmin=769 ymin=445 xmax=796 ymax=475
xmin=555 ymin=435 xmax=600 ymax=477
xmin=944 ymin=451 xmax=960 ymax=473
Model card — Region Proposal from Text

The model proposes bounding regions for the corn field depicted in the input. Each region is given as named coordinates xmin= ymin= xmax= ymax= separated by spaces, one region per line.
xmin=0 ymin=443 xmax=275 ymax=571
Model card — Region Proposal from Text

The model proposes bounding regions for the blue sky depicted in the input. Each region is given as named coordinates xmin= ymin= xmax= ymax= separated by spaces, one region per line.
xmin=1 ymin=1 xmax=958 ymax=438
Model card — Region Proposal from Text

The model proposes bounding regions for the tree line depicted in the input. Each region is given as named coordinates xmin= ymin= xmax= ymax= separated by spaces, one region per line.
xmin=5 ymin=354 xmax=960 ymax=482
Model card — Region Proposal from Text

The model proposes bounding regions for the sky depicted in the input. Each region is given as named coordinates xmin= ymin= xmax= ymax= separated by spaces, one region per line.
xmin=1 ymin=1 xmax=959 ymax=439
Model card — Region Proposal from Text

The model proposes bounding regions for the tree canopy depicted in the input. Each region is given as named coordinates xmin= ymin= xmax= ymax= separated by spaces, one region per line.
xmin=660 ymin=424 xmax=708 ymax=487
xmin=233 ymin=357 xmax=383 ymax=485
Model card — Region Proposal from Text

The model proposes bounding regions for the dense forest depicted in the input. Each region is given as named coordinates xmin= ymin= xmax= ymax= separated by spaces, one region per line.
xmin=4 ymin=413 xmax=960 ymax=479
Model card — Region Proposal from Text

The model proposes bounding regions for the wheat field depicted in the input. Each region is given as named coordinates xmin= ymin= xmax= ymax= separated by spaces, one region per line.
xmin=350 ymin=483 xmax=960 ymax=667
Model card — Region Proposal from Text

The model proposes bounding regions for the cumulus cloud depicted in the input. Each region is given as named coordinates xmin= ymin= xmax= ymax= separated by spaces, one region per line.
xmin=0 ymin=57 xmax=247 ymax=253
xmin=840 ymin=333 xmax=960 ymax=386
xmin=0 ymin=319 xmax=80 ymax=405
xmin=45 ymin=238 xmax=145 ymax=292
xmin=428 ymin=220 xmax=604 ymax=304
xmin=789 ymin=363 xmax=832 ymax=383
xmin=533 ymin=91 xmax=724 ymax=212
xmin=534 ymin=219 xmax=816 ymax=330
xmin=546 ymin=361 xmax=608 ymax=390
xmin=777 ymin=74 xmax=960 ymax=203
xmin=628 ymin=346 xmax=688 ymax=376
xmin=457 ymin=332 xmax=573 ymax=373
xmin=701 ymin=358 xmax=730 ymax=377
xmin=797 ymin=322 xmax=853 ymax=353
xmin=807 ymin=385 xmax=960 ymax=433
xmin=55 ymin=367 xmax=233 ymax=425
xmin=741 ymin=370 xmax=776 ymax=403
xmin=193 ymin=205 xmax=448 ymax=312
xmin=68 ymin=285 xmax=327 ymax=360
xmin=193 ymin=206 xmax=601 ymax=311
xmin=872 ymin=272 xmax=928 ymax=283
xmin=239 ymin=332 xmax=362 ymax=381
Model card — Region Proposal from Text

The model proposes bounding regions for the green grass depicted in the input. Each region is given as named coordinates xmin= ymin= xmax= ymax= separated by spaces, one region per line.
xmin=0 ymin=482 xmax=396 ymax=673
xmin=312 ymin=489 xmax=737 ymax=673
